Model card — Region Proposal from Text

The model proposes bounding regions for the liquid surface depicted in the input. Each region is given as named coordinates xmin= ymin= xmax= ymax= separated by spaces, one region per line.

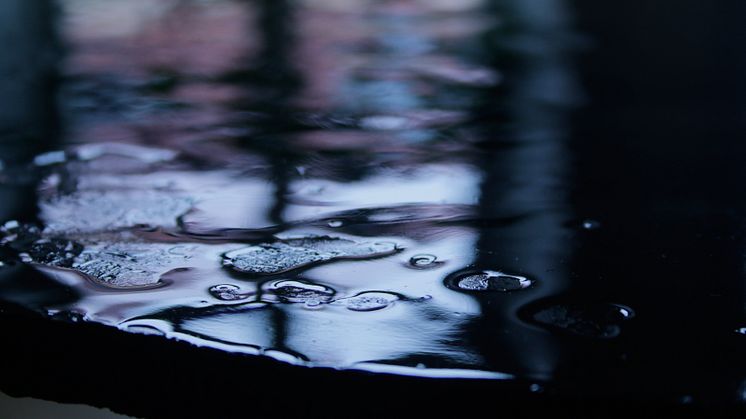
xmin=0 ymin=0 xmax=745 ymax=409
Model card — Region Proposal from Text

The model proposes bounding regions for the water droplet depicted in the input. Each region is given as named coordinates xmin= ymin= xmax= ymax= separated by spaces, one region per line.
xmin=262 ymin=279 xmax=336 ymax=304
xmin=529 ymin=383 xmax=543 ymax=393
xmin=223 ymin=236 xmax=398 ymax=275
xmin=581 ymin=219 xmax=601 ymax=230
xmin=446 ymin=270 xmax=533 ymax=292
xmin=327 ymin=220 xmax=343 ymax=228
xmin=735 ymin=327 xmax=746 ymax=335
xmin=527 ymin=302 xmax=635 ymax=339
xmin=209 ymin=284 xmax=250 ymax=301
xmin=408 ymin=254 xmax=441 ymax=269
xmin=338 ymin=291 xmax=400 ymax=312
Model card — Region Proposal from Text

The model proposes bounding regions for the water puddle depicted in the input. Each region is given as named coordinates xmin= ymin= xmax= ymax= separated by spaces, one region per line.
xmin=0 ymin=0 xmax=655 ymax=392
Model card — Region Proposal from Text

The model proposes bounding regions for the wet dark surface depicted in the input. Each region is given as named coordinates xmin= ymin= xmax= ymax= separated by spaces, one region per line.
xmin=1 ymin=0 xmax=746 ymax=417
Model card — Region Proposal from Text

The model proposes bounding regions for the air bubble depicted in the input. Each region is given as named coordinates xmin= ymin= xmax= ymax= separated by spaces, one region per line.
xmin=262 ymin=279 xmax=336 ymax=304
xmin=408 ymin=254 xmax=441 ymax=269
xmin=337 ymin=291 xmax=400 ymax=312
xmin=304 ymin=300 xmax=325 ymax=310
xmin=209 ymin=284 xmax=250 ymax=301
xmin=445 ymin=270 xmax=533 ymax=292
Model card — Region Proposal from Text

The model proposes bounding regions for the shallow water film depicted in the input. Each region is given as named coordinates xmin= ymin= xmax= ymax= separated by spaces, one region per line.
xmin=2 ymin=0 xmax=746 ymax=416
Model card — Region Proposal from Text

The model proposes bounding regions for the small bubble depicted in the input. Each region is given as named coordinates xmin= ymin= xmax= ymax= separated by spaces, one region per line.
xmin=446 ymin=270 xmax=534 ymax=293
xmin=735 ymin=327 xmax=746 ymax=335
xmin=529 ymin=383 xmax=543 ymax=393
xmin=327 ymin=220 xmax=343 ymax=228
xmin=408 ymin=254 xmax=442 ymax=269
xmin=263 ymin=279 xmax=336 ymax=304
xmin=617 ymin=306 xmax=633 ymax=319
xmin=304 ymin=300 xmax=325 ymax=310
xmin=416 ymin=363 xmax=426 ymax=369
xmin=209 ymin=284 xmax=250 ymax=301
